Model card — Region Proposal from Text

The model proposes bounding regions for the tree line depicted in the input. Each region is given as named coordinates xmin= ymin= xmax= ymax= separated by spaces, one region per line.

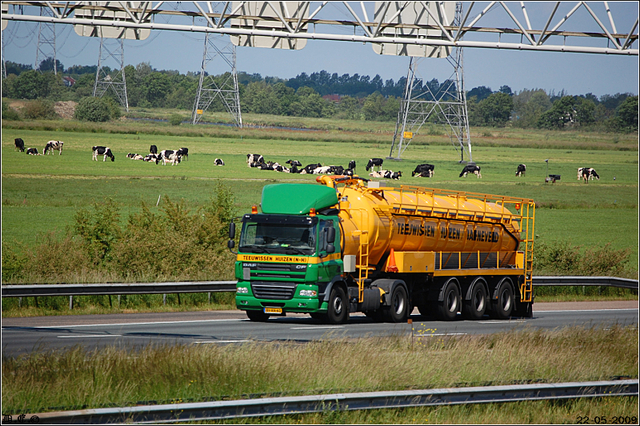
xmin=2 ymin=59 xmax=637 ymax=132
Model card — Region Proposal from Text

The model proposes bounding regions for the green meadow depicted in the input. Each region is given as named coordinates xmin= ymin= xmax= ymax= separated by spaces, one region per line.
xmin=2 ymin=125 xmax=638 ymax=266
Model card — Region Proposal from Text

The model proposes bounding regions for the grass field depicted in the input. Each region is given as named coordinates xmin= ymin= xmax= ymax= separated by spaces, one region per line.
xmin=2 ymin=125 xmax=638 ymax=268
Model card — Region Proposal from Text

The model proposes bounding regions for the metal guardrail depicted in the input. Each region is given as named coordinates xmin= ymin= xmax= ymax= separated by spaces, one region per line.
xmin=27 ymin=379 xmax=638 ymax=424
xmin=533 ymin=276 xmax=639 ymax=290
xmin=1 ymin=277 xmax=637 ymax=299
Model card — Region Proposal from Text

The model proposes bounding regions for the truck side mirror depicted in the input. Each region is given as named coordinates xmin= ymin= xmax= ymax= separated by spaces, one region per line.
xmin=327 ymin=226 xmax=335 ymax=244
xmin=326 ymin=243 xmax=335 ymax=254
xmin=228 ymin=240 xmax=235 ymax=249
xmin=229 ymin=222 xmax=235 ymax=239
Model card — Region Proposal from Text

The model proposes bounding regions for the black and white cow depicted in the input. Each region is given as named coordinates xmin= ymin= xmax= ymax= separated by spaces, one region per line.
xmin=366 ymin=158 xmax=384 ymax=172
xmin=579 ymin=167 xmax=599 ymax=182
xmin=300 ymin=163 xmax=323 ymax=174
xmin=157 ymin=149 xmax=181 ymax=165
xmin=459 ymin=164 xmax=481 ymax=178
xmin=127 ymin=153 xmax=144 ymax=160
xmin=15 ymin=138 xmax=25 ymax=152
xmin=176 ymin=147 xmax=188 ymax=161
xmin=383 ymin=170 xmax=402 ymax=180
xmin=214 ymin=158 xmax=225 ymax=166
xmin=92 ymin=146 xmax=115 ymax=162
xmin=286 ymin=159 xmax=302 ymax=167
xmin=516 ymin=164 xmax=526 ymax=177
xmin=330 ymin=165 xmax=345 ymax=175
xmin=412 ymin=163 xmax=435 ymax=178
xmin=44 ymin=140 xmax=63 ymax=155
xmin=247 ymin=153 xmax=264 ymax=167
xmin=26 ymin=147 xmax=40 ymax=155
xmin=348 ymin=160 xmax=356 ymax=171
xmin=150 ymin=145 xmax=158 ymax=154
xmin=143 ymin=153 xmax=159 ymax=162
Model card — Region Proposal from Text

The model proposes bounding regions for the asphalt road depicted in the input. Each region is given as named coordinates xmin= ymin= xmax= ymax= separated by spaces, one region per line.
xmin=2 ymin=301 xmax=637 ymax=358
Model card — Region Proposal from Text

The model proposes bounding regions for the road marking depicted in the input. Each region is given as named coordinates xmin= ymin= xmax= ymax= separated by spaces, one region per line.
xmin=478 ymin=320 xmax=527 ymax=324
xmin=14 ymin=318 xmax=244 ymax=329
xmin=58 ymin=334 xmax=122 ymax=338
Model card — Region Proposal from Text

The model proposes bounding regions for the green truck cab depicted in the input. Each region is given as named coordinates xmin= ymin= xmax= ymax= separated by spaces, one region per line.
xmin=230 ymin=184 xmax=345 ymax=322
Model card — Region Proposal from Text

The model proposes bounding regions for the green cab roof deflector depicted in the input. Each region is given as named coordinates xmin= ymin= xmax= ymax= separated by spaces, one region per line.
xmin=261 ymin=184 xmax=338 ymax=215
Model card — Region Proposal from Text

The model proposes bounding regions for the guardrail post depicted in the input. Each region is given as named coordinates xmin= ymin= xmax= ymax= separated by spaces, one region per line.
xmin=69 ymin=296 xmax=73 ymax=310
xmin=163 ymin=294 xmax=166 ymax=305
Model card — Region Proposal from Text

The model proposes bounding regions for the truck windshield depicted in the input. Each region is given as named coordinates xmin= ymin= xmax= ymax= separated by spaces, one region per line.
xmin=239 ymin=218 xmax=317 ymax=255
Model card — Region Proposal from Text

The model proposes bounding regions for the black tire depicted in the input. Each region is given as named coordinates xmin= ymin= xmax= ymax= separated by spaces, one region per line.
xmin=383 ymin=285 xmax=409 ymax=323
xmin=463 ymin=283 xmax=487 ymax=320
xmin=246 ymin=310 xmax=270 ymax=322
xmin=437 ymin=280 xmax=460 ymax=321
xmin=492 ymin=281 xmax=514 ymax=319
xmin=327 ymin=286 xmax=349 ymax=324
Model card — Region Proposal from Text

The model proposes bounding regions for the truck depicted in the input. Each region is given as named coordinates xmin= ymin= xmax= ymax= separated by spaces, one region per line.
xmin=228 ymin=175 xmax=535 ymax=324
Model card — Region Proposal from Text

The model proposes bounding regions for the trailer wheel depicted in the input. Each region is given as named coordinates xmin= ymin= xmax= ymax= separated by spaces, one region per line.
xmin=437 ymin=280 xmax=460 ymax=321
xmin=492 ymin=280 xmax=514 ymax=319
xmin=327 ymin=286 xmax=349 ymax=324
xmin=246 ymin=310 xmax=270 ymax=322
xmin=464 ymin=283 xmax=487 ymax=320
xmin=383 ymin=285 xmax=409 ymax=323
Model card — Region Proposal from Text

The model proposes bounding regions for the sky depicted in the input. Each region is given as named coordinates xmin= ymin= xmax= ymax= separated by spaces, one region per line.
xmin=2 ymin=2 xmax=638 ymax=98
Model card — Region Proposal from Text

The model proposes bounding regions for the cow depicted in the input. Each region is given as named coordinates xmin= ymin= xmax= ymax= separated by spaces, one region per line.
xmin=459 ymin=164 xmax=482 ymax=178
xmin=92 ymin=146 xmax=115 ymax=162
xmin=26 ymin=147 xmax=40 ymax=155
xmin=516 ymin=164 xmax=526 ymax=177
xmin=330 ymin=165 xmax=345 ymax=175
xmin=14 ymin=138 xmax=25 ymax=152
xmin=313 ymin=165 xmax=333 ymax=174
xmin=412 ymin=163 xmax=435 ymax=178
xmin=580 ymin=167 xmax=600 ymax=183
xmin=348 ymin=160 xmax=356 ymax=171
xmin=247 ymin=154 xmax=264 ymax=167
xmin=176 ymin=147 xmax=189 ymax=161
xmin=143 ymin=154 xmax=159 ymax=162
xmin=214 ymin=158 xmax=225 ymax=166
xmin=300 ymin=163 xmax=322 ymax=174
xmin=286 ymin=159 xmax=302 ymax=167
xmin=366 ymin=158 xmax=384 ymax=172
xmin=127 ymin=153 xmax=144 ymax=160
xmin=44 ymin=140 xmax=63 ymax=155
xmin=157 ymin=149 xmax=181 ymax=165
xmin=150 ymin=145 xmax=158 ymax=154
xmin=376 ymin=170 xmax=402 ymax=180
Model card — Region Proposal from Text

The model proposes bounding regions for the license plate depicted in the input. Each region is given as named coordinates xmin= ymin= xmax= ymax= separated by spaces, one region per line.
xmin=264 ymin=307 xmax=283 ymax=314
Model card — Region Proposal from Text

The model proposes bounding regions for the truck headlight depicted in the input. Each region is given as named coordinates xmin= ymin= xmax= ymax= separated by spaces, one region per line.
xmin=236 ymin=287 xmax=249 ymax=294
xmin=299 ymin=289 xmax=317 ymax=297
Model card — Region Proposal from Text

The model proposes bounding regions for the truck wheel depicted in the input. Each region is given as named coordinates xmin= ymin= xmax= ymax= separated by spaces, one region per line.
xmin=492 ymin=280 xmax=514 ymax=319
xmin=327 ymin=286 xmax=349 ymax=324
xmin=384 ymin=285 xmax=409 ymax=323
xmin=246 ymin=310 xmax=270 ymax=322
xmin=437 ymin=280 xmax=460 ymax=321
xmin=463 ymin=283 xmax=487 ymax=320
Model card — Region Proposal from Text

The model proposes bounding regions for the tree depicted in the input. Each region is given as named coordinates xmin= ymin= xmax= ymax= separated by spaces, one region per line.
xmin=8 ymin=70 xmax=52 ymax=99
xmin=512 ymin=89 xmax=551 ymax=128
xmin=74 ymin=97 xmax=112 ymax=122
xmin=38 ymin=57 xmax=65 ymax=73
xmin=467 ymin=86 xmax=493 ymax=101
xmin=143 ymin=72 xmax=172 ymax=107
xmin=575 ymin=98 xmax=596 ymax=126
xmin=537 ymin=96 xmax=576 ymax=129
xmin=617 ymin=95 xmax=638 ymax=131
xmin=477 ymin=92 xmax=513 ymax=126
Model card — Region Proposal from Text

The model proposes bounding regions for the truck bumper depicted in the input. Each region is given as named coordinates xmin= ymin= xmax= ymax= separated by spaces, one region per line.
xmin=236 ymin=295 xmax=323 ymax=314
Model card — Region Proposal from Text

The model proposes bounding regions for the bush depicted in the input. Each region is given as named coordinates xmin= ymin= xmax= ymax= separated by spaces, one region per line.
xmin=22 ymin=99 xmax=59 ymax=120
xmin=169 ymin=113 xmax=183 ymax=126
xmin=74 ymin=97 xmax=112 ymax=122
xmin=2 ymin=101 xmax=21 ymax=120
xmin=533 ymin=240 xmax=632 ymax=277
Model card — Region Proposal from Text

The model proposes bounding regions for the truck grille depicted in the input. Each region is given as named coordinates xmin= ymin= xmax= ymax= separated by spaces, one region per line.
xmin=243 ymin=263 xmax=307 ymax=280
xmin=251 ymin=282 xmax=298 ymax=300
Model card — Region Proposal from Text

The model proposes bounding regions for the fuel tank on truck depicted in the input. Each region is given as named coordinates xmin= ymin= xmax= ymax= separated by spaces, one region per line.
xmin=319 ymin=177 xmax=522 ymax=267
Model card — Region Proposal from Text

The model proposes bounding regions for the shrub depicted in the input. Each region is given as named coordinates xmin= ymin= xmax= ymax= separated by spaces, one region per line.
xmin=22 ymin=99 xmax=59 ymax=120
xmin=74 ymin=97 xmax=112 ymax=122
xmin=169 ymin=113 xmax=183 ymax=126
xmin=534 ymin=240 xmax=632 ymax=277
xmin=2 ymin=101 xmax=21 ymax=120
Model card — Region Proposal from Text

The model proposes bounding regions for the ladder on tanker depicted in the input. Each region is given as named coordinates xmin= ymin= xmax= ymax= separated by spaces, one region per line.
xmin=520 ymin=201 xmax=536 ymax=303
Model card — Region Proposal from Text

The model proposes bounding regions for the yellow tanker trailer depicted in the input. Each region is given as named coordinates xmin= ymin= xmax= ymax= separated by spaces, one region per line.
xmin=230 ymin=175 xmax=535 ymax=324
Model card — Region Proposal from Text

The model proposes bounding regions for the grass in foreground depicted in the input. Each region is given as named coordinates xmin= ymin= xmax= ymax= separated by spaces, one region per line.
xmin=3 ymin=326 xmax=637 ymax=418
